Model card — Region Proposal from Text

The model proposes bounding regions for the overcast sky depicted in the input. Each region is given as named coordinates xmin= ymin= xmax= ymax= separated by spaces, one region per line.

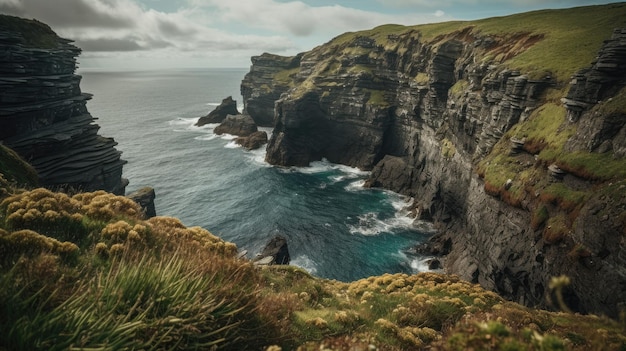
xmin=0 ymin=0 xmax=613 ymax=70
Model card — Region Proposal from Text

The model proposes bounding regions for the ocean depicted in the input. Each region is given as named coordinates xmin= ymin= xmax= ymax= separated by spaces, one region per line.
xmin=79 ymin=68 xmax=435 ymax=282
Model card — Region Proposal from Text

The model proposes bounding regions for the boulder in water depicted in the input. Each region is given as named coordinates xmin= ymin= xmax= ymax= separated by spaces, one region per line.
xmin=196 ymin=96 xmax=240 ymax=126
xmin=214 ymin=114 xmax=258 ymax=136
xmin=235 ymin=130 xmax=268 ymax=150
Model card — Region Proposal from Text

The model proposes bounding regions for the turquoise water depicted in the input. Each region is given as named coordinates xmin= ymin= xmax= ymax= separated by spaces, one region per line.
xmin=80 ymin=68 xmax=434 ymax=281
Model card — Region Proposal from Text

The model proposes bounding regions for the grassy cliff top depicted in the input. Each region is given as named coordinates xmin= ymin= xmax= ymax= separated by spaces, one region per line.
xmin=0 ymin=14 xmax=62 ymax=48
xmin=325 ymin=2 xmax=626 ymax=82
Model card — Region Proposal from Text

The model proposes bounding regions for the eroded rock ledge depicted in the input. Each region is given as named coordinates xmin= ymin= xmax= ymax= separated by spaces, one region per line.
xmin=0 ymin=15 xmax=127 ymax=194
xmin=241 ymin=4 xmax=626 ymax=318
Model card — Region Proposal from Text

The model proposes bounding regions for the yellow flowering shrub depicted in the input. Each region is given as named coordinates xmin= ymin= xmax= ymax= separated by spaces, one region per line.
xmin=100 ymin=220 xmax=148 ymax=245
xmin=147 ymin=216 xmax=237 ymax=257
xmin=73 ymin=191 xmax=142 ymax=221
xmin=0 ymin=229 xmax=78 ymax=264
xmin=1 ymin=188 xmax=83 ymax=233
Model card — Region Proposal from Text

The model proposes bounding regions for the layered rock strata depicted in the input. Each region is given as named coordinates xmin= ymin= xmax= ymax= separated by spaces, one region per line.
xmin=0 ymin=16 xmax=127 ymax=194
xmin=214 ymin=113 xmax=268 ymax=150
xmin=196 ymin=96 xmax=240 ymax=127
xmin=241 ymin=4 xmax=626 ymax=317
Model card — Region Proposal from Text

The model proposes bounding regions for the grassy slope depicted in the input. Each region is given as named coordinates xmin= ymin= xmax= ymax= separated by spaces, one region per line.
xmin=0 ymin=145 xmax=625 ymax=349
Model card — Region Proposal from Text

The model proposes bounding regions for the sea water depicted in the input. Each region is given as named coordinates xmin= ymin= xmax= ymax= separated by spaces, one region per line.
xmin=80 ymin=68 xmax=435 ymax=281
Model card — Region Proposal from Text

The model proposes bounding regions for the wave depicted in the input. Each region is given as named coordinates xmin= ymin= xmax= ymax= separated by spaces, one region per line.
xmin=290 ymin=254 xmax=318 ymax=275
xmin=224 ymin=140 xmax=241 ymax=149
xmin=409 ymin=257 xmax=442 ymax=273
xmin=344 ymin=179 xmax=366 ymax=192
xmin=348 ymin=208 xmax=415 ymax=236
xmin=169 ymin=117 xmax=217 ymax=133
xmin=242 ymin=146 xmax=271 ymax=168
xmin=194 ymin=134 xmax=219 ymax=141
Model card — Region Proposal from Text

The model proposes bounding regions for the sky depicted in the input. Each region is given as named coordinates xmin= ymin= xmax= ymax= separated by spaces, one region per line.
xmin=0 ymin=0 xmax=615 ymax=70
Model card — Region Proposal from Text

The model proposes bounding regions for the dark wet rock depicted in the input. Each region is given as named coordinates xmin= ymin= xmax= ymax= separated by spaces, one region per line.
xmin=427 ymin=258 xmax=442 ymax=270
xmin=196 ymin=96 xmax=240 ymax=127
xmin=214 ymin=114 xmax=257 ymax=136
xmin=253 ymin=235 xmax=291 ymax=265
xmin=127 ymin=187 xmax=156 ymax=218
xmin=235 ymin=130 xmax=268 ymax=150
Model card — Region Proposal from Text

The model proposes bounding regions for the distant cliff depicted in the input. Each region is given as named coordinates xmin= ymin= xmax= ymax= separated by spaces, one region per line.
xmin=0 ymin=15 xmax=127 ymax=194
xmin=241 ymin=3 xmax=626 ymax=317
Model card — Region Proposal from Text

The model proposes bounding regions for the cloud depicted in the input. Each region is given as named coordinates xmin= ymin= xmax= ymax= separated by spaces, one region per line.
xmin=1 ymin=0 xmax=296 ymax=55
xmin=1 ymin=0 xmax=456 ymax=68
xmin=0 ymin=0 xmax=135 ymax=28
xmin=191 ymin=0 xmax=451 ymax=37
xmin=77 ymin=37 xmax=145 ymax=51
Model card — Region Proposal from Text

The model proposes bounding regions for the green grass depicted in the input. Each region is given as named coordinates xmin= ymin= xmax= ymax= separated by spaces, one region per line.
xmin=0 ymin=251 xmax=266 ymax=350
xmin=467 ymin=3 xmax=626 ymax=80
xmin=595 ymin=86 xmax=626 ymax=116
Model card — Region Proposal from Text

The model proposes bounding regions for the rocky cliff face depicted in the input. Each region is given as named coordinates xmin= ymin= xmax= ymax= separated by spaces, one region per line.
xmin=241 ymin=4 xmax=626 ymax=317
xmin=0 ymin=16 xmax=127 ymax=195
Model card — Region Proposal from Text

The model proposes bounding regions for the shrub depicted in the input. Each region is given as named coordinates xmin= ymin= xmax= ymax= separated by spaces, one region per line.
xmin=0 ymin=250 xmax=270 ymax=350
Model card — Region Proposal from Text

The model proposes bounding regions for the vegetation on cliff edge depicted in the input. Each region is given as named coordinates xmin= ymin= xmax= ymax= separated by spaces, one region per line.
xmin=1 ymin=151 xmax=625 ymax=350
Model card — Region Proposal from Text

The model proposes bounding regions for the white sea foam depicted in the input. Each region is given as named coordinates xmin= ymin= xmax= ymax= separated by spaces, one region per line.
xmin=283 ymin=158 xmax=370 ymax=177
xmin=169 ymin=117 xmax=197 ymax=126
xmin=410 ymin=257 xmax=442 ymax=272
xmin=194 ymin=134 xmax=219 ymax=141
xmin=348 ymin=207 xmax=416 ymax=236
xmin=344 ymin=179 xmax=366 ymax=192
xmin=244 ymin=146 xmax=270 ymax=167
xmin=290 ymin=254 xmax=318 ymax=275
xmin=224 ymin=140 xmax=240 ymax=149
xmin=169 ymin=117 xmax=216 ymax=133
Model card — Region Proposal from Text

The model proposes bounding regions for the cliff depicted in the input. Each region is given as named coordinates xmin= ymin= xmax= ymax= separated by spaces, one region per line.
xmin=241 ymin=3 xmax=626 ymax=317
xmin=0 ymin=15 xmax=127 ymax=195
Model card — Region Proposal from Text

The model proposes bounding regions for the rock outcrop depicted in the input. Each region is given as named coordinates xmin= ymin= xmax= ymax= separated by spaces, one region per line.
xmin=214 ymin=114 xmax=268 ymax=150
xmin=196 ymin=96 xmax=240 ymax=127
xmin=214 ymin=114 xmax=258 ymax=136
xmin=253 ymin=235 xmax=291 ymax=265
xmin=235 ymin=131 xmax=268 ymax=150
xmin=127 ymin=186 xmax=157 ymax=218
xmin=241 ymin=53 xmax=302 ymax=127
xmin=0 ymin=15 xmax=127 ymax=195
xmin=241 ymin=4 xmax=626 ymax=317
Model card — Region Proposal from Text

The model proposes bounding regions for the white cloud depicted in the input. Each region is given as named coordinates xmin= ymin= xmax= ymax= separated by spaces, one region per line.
xmin=1 ymin=0 xmax=455 ymax=68
xmin=190 ymin=0 xmax=451 ymax=37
